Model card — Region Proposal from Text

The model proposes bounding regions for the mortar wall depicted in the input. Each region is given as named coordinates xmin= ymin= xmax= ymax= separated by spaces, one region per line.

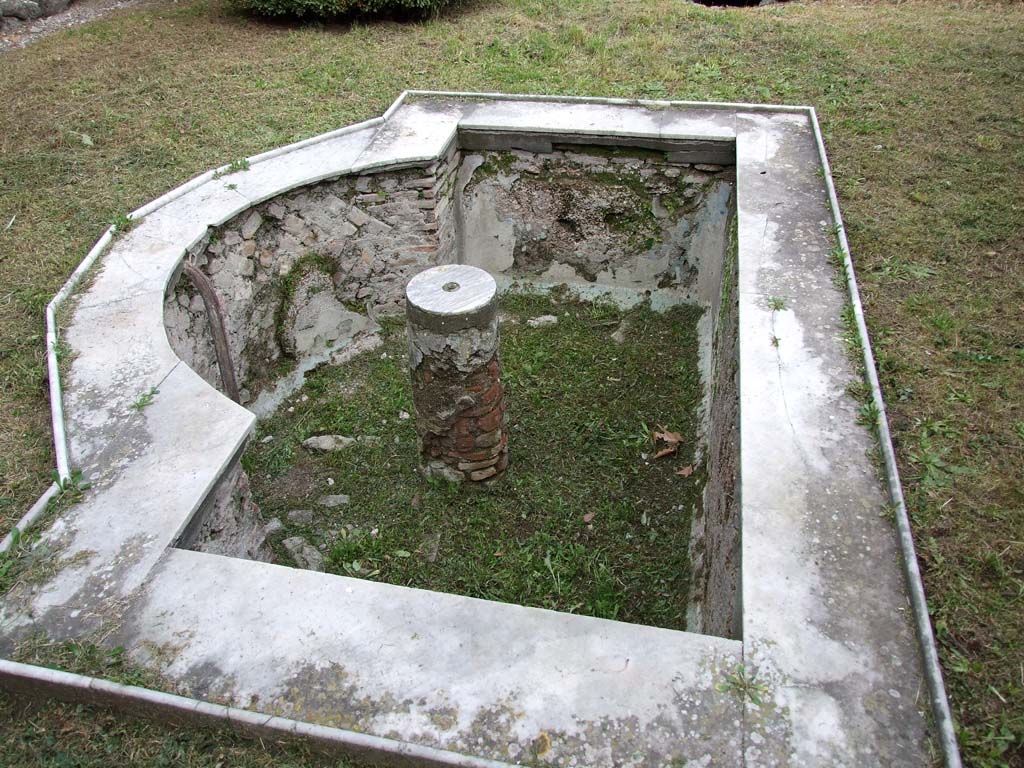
xmin=688 ymin=211 xmax=741 ymax=639
xmin=456 ymin=145 xmax=734 ymax=301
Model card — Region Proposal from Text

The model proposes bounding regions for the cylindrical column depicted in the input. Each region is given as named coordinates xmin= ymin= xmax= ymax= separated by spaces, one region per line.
xmin=405 ymin=264 xmax=508 ymax=483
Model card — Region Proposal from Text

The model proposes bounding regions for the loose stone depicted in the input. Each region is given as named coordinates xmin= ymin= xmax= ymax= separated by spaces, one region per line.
xmin=527 ymin=315 xmax=558 ymax=328
xmin=1 ymin=0 xmax=43 ymax=20
xmin=282 ymin=536 xmax=324 ymax=571
xmin=319 ymin=494 xmax=351 ymax=508
xmin=302 ymin=434 xmax=356 ymax=452
xmin=287 ymin=509 xmax=314 ymax=525
xmin=611 ymin=318 xmax=630 ymax=345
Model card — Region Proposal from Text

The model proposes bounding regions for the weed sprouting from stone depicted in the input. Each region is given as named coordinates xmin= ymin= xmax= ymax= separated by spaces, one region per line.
xmin=1 ymin=469 xmax=90 ymax=595
xmin=130 ymin=386 xmax=159 ymax=412
xmin=212 ymin=158 xmax=251 ymax=179
xmin=53 ymin=468 xmax=91 ymax=497
xmin=767 ymin=296 xmax=787 ymax=348
xmin=110 ymin=212 xmax=135 ymax=234
xmin=717 ymin=664 xmax=769 ymax=706
xmin=857 ymin=400 xmax=881 ymax=431
xmin=13 ymin=635 xmax=169 ymax=690
xmin=52 ymin=338 xmax=72 ymax=363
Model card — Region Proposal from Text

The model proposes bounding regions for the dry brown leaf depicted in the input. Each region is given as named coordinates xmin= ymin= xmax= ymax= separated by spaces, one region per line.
xmin=653 ymin=445 xmax=678 ymax=460
xmin=676 ymin=465 xmax=694 ymax=477
xmin=583 ymin=512 xmax=595 ymax=523
xmin=653 ymin=424 xmax=684 ymax=445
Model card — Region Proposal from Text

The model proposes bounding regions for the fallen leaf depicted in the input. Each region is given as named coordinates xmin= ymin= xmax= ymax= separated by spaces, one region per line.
xmin=410 ymin=493 xmax=421 ymax=510
xmin=583 ymin=512 xmax=595 ymax=523
xmin=676 ymin=465 xmax=694 ymax=477
xmin=652 ymin=424 xmax=684 ymax=445
xmin=493 ymin=550 xmax=504 ymax=557
xmin=653 ymin=445 xmax=678 ymax=460
xmin=393 ymin=549 xmax=412 ymax=558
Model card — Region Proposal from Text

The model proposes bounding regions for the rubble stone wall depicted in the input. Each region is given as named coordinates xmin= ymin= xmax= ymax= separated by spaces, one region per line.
xmin=408 ymin=319 xmax=508 ymax=483
xmin=456 ymin=146 xmax=734 ymax=304
xmin=165 ymin=158 xmax=458 ymax=405
xmin=175 ymin=462 xmax=274 ymax=562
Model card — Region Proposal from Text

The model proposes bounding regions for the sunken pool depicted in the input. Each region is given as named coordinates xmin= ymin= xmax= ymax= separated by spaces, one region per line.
xmin=0 ymin=94 xmax=952 ymax=768
xmin=166 ymin=140 xmax=740 ymax=637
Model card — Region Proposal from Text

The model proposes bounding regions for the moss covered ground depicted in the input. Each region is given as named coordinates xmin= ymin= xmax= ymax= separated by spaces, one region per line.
xmin=245 ymin=292 xmax=704 ymax=630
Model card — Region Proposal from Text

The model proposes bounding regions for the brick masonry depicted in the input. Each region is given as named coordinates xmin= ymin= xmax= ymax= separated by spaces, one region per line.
xmin=410 ymin=351 xmax=509 ymax=483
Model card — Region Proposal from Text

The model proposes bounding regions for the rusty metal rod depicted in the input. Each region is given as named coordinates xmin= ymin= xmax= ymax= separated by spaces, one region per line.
xmin=181 ymin=262 xmax=240 ymax=403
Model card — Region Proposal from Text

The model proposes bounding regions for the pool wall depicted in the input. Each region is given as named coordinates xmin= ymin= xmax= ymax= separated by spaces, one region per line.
xmin=166 ymin=140 xmax=742 ymax=607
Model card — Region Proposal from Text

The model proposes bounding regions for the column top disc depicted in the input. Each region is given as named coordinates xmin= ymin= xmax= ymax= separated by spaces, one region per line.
xmin=406 ymin=264 xmax=496 ymax=317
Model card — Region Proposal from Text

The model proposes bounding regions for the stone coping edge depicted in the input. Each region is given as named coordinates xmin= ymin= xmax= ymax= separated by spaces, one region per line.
xmin=807 ymin=107 xmax=960 ymax=768
xmin=0 ymin=659 xmax=516 ymax=768
xmin=2 ymin=91 xmax=960 ymax=768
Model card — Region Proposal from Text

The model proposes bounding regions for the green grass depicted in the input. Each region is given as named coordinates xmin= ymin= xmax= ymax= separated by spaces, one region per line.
xmin=245 ymin=293 xmax=703 ymax=629
xmin=1 ymin=474 xmax=94 ymax=598
xmin=1 ymin=636 xmax=380 ymax=767
xmin=1 ymin=0 xmax=1022 ymax=764
xmin=0 ymin=696 xmax=367 ymax=768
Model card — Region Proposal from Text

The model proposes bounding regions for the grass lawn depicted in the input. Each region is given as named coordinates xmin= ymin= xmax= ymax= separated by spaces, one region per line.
xmin=0 ymin=0 xmax=1021 ymax=764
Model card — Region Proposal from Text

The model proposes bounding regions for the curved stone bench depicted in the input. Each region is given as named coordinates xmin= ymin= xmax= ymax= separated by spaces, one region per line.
xmin=0 ymin=93 xmax=955 ymax=767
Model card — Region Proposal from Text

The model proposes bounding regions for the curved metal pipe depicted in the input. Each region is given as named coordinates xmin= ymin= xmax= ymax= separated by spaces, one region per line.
xmin=181 ymin=263 xmax=240 ymax=403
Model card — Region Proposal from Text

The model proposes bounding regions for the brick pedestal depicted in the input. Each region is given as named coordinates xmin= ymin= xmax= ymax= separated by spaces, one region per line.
xmin=405 ymin=265 xmax=508 ymax=482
